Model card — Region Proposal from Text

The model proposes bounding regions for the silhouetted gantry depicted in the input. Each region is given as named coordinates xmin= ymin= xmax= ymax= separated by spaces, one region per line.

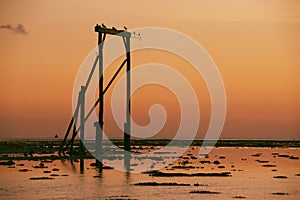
xmin=59 ymin=24 xmax=140 ymax=172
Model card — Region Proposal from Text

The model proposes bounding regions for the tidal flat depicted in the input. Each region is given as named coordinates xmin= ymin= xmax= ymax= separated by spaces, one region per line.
xmin=0 ymin=139 xmax=299 ymax=199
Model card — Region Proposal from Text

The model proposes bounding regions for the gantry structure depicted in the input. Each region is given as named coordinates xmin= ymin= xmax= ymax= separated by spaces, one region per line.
xmin=59 ymin=24 xmax=140 ymax=170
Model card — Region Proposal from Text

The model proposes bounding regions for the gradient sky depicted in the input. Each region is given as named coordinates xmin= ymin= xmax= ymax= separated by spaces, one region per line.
xmin=0 ymin=0 xmax=299 ymax=139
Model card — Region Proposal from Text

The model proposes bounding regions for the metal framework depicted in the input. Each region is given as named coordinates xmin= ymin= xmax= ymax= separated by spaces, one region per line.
xmin=59 ymin=24 xmax=139 ymax=171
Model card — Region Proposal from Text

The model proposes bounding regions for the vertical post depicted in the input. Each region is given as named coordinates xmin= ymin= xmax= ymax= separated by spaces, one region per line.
xmin=79 ymin=86 xmax=86 ymax=172
xmin=96 ymin=31 xmax=104 ymax=170
xmin=124 ymin=36 xmax=131 ymax=172
xmin=94 ymin=121 xmax=103 ymax=170
xmin=124 ymin=36 xmax=131 ymax=151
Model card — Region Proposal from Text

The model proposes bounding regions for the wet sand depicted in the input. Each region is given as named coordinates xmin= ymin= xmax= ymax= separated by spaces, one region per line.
xmin=0 ymin=139 xmax=299 ymax=160
xmin=0 ymin=140 xmax=299 ymax=199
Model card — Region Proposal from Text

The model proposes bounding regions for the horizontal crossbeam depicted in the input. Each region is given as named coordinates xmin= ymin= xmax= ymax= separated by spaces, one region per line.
xmin=95 ymin=25 xmax=131 ymax=38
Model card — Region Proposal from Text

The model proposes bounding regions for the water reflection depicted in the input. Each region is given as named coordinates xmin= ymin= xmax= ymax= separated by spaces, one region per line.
xmin=60 ymin=159 xmax=77 ymax=173
xmin=0 ymin=147 xmax=299 ymax=199
xmin=80 ymin=158 xmax=84 ymax=174
xmin=124 ymin=151 xmax=131 ymax=173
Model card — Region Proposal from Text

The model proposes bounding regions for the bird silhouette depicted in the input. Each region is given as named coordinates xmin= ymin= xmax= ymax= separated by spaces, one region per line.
xmin=101 ymin=23 xmax=106 ymax=28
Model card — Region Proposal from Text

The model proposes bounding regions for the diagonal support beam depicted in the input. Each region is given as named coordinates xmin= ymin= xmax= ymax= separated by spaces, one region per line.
xmin=61 ymin=58 xmax=128 ymax=152
xmin=84 ymin=59 xmax=128 ymax=124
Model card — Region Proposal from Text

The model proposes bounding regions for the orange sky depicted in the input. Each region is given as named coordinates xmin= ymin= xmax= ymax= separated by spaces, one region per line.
xmin=0 ymin=0 xmax=299 ymax=139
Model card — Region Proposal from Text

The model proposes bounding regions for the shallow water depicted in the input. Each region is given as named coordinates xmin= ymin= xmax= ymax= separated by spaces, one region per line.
xmin=1 ymin=147 xmax=300 ymax=200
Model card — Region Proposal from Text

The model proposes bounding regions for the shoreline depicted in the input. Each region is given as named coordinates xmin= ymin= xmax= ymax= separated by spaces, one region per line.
xmin=1 ymin=139 xmax=299 ymax=153
xmin=0 ymin=139 xmax=299 ymax=161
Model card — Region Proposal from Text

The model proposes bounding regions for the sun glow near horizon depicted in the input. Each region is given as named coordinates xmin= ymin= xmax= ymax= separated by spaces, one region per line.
xmin=0 ymin=0 xmax=299 ymax=139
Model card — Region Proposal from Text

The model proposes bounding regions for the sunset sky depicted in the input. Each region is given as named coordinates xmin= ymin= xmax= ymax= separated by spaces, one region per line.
xmin=0 ymin=0 xmax=299 ymax=139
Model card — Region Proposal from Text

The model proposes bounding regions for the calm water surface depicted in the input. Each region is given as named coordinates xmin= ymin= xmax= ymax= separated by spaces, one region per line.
xmin=1 ymin=147 xmax=299 ymax=200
